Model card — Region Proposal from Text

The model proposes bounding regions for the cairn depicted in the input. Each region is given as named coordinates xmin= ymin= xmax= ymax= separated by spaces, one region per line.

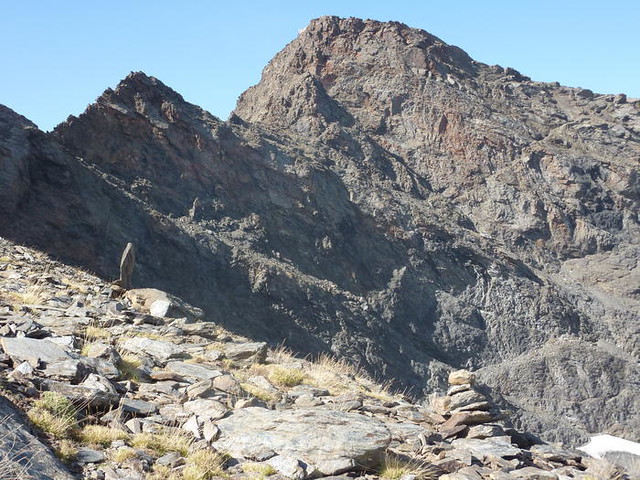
xmin=431 ymin=369 xmax=503 ymax=440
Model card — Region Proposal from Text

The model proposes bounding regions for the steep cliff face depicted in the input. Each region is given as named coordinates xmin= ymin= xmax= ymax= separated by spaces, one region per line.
xmin=0 ymin=16 xmax=638 ymax=445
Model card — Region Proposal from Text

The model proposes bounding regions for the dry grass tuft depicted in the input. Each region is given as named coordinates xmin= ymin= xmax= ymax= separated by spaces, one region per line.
xmin=76 ymin=424 xmax=129 ymax=447
xmin=267 ymin=365 xmax=305 ymax=387
xmin=182 ymin=448 xmax=227 ymax=480
xmin=116 ymin=355 xmax=143 ymax=382
xmin=109 ymin=446 xmax=138 ymax=463
xmin=8 ymin=284 xmax=49 ymax=307
xmin=27 ymin=392 xmax=77 ymax=438
xmin=240 ymin=383 xmax=278 ymax=403
xmin=377 ymin=453 xmax=439 ymax=480
xmin=54 ymin=439 xmax=78 ymax=463
xmin=131 ymin=429 xmax=193 ymax=457
xmin=243 ymin=462 xmax=277 ymax=476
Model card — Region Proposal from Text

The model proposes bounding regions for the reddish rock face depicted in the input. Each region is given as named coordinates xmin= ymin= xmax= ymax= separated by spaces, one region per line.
xmin=1 ymin=16 xmax=638 ymax=444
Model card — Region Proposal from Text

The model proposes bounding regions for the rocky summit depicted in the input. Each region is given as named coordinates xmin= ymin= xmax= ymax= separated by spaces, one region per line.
xmin=0 ymin=14 xmax=638 ymax=475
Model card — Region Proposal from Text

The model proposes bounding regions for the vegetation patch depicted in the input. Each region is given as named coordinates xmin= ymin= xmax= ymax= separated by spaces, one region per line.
xmin=54 ymin=439 xmax=78 ymax=463
xmin=267 ymin=365 xmax=305 ymax=387
xmin=76 ymin=425 xmax=129 ymax=447
xmin=116 ymin=355 xmax=144 ymax=382
xmin=27 ymin=391 xmax=77 ymax=438
xmin=182 ymin=449 xmax=228 ymax=480
xmin=377 ymin=453 xmax=438 ymax=480
xmin=131 ymin=430 xmax=193 ymax=457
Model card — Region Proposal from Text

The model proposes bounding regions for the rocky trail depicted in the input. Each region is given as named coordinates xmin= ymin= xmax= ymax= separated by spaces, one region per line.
xmin=0 ymin=238 xmax=635 ymax=479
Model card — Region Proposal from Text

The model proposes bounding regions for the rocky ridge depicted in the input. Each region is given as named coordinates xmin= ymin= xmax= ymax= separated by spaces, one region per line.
xmin=0 ymin=16 xmax=638 ymax=445
xmin=0 ymin=237 xmax=636 ymax=480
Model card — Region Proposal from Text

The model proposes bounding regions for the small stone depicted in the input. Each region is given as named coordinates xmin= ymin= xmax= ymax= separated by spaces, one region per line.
xmin=119 ymin=337 xmax=184 ymax=364
xmin=466 ymin=424 xmax=504 ymax=439
xmin=13 ymin=361 xmax=34 ymax=375
xmin=266 ymin=455 xmax=308 ymax=480
xmin=447 ymin=384 xmax=472 ymax=396
xmin=448 ymin=390 xmax=486 ymax=410
xmin=440 ymin=411 xmax=495 ymax=430
xmin=164 ymin=361 xmax=222 ymax=381
xmin=76 ymin=447 xmax=106 ymax=464
xmin=452 ymin=436 xmax=522 ymax=459
xmin=509 ymin=466 xmax=558 ymax=479
xmin=125 ymin=418 xmax=143 ymax=434
xmin=448 ymin=370 xmax=476 ymax=386
xmin=224 ymin=342 xmax=267 ymax=363
xmin=182 ymin=415 xmax=201 ymax=438
xmin=121 ymin=398 xmax=157 ymax=415
xmin=212 ymin=375 xmax=242 ymax=395
xmin=202 ymin=419 xmax=220 ymax=442
xmin=156 ymin=451 xmax=183 ymax=466
xmin=83 ymin=373 xmax=118 ymax=394
xmin=1 ymin=337 xmax=71 ymax=367
xmin=183 ymin=399 xmax=228 ymax=420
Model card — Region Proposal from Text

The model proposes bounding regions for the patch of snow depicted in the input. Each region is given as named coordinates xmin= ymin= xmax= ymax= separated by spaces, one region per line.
xmin=579 ymin=434 xmax=640 ymax=459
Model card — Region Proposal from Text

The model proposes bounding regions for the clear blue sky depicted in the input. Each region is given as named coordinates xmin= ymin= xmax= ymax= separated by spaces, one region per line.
xmin=2 ymin=1 xmax=638 ymax=131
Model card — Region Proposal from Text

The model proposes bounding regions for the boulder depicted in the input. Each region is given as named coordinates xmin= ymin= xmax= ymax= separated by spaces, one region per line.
xmin=1 ymin=336 xmax=70 ymax=367
xmin=214 ymin=407 xmax=391 ymax=476
xmin=125 ymin=288 xmax=203 ymax=320
xmin=118 ymin=337 xmax=184 ymax=364
xmin=224 ymin=342 xmax=267 ymax=363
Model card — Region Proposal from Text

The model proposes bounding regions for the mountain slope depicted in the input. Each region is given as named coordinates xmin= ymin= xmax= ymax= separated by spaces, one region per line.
xmin=0 ymin=16 xmax=638 ymax=444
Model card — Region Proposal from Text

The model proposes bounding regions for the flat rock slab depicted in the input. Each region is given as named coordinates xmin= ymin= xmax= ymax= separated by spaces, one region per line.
xmin=214 ymin=407 xmax=391 ymax=476
xmin=164 ymin=361 xmax=222 ymax=381
xmin=452 ymin=436 xmax=522 ymax=459
xmin=1 ymin=336 xmax=71 ymax=366
xmin=119 ymin=337 xmax=184 ymax=364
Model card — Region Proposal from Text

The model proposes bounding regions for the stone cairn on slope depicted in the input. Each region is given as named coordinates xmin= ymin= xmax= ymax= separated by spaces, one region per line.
xmin=431 ymin=369 xmax=502 ymax=441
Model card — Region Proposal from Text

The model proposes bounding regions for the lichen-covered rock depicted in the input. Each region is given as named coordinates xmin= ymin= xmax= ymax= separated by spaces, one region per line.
xmin=214 ymin=407 xmax=391 ymax=475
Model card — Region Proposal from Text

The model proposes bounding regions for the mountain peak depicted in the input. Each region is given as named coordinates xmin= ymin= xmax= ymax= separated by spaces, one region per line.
xmin=234 ymin=16 xmax=476 ymax=132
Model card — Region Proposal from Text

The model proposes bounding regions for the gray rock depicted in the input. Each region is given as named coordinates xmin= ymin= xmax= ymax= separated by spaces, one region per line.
xmin=202 ymin=419 xmax=220 ymax=442
xmin=224 ymin=342 xmax=268 ymax=363
xmin=449 ymin=390 xmax=487 ymax=410
xmin=82 ymin=356 xmax=120 ymax=379
xmin=183 ymin=398 xmax=228 ymax=420
xmin=508 ymin=467 xmax=558 ymax=479
xmin=452 ymin=436 xmax=522 ymax=459
xmin=76 ymin=447 xmax=106 ymax=464
xmin=42 ymin=379 xmax=120 ymax=408
xmin=182 ymin=415 xmax=201 ymax=438
xmin=266 ymin=455 xmax=309 ymax=480
xmin=164 ymin=361 xmax=222 ymax=381
xmin=214 ymin=407 xmax=391 ymax=475
xmin=466 ymin=424 xmax=504 ymax=439
xmin=82 ymin=373 xmax=118 ymax=394
xmin=119 ymin=337 xmax=184 ymax=364
xmin=1 ymin=336 xmax=71 ymax=367
xmin=13 ymin=361 xmax=34 ymax=375
xmin=120 ymin=398 xmax=157 ymax=415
